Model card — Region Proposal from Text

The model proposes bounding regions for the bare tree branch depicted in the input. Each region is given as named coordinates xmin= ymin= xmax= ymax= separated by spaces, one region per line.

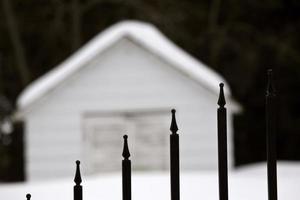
xmin=2 ymin=0 xmax=30 ymax=86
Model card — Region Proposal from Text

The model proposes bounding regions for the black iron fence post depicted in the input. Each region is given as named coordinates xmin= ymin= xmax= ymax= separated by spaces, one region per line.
xmin=266 ymin=69 xmax=278 ymax=200
xmin=217 ymin=83 xmax=228 ymax=200
xmin=14 ymin=74 xmax=283 ymax=200
xmin=74 ymin=160 xmax=82 ymax=200
xmin=122 ymin=135 xmax=131 ymax=200
xmin=26 ymin=194 xmax=31 ymax=200
xmin=170 ymin=109 xmax=180 ymax=200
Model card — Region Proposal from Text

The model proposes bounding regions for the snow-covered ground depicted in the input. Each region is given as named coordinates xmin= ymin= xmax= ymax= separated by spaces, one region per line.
xmin=1 ymin=162 xmax=300 ymax=200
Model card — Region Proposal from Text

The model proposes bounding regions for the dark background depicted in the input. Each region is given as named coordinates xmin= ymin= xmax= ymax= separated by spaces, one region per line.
xmin=0 ymin=0 xmax=300 ymax=181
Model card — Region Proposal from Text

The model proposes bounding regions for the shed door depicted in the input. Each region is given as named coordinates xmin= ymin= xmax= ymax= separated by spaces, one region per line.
xmin=82 ymin=112 xmax=169 ymax=174
xmin=82 ymin=116 xmax=128 ymax=173
xmin=132 ymin=115 xmax=169 ymax=170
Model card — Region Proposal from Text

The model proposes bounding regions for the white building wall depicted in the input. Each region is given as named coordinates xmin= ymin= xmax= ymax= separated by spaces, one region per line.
xmin=24 ymin=37 xmax=233 ymax=180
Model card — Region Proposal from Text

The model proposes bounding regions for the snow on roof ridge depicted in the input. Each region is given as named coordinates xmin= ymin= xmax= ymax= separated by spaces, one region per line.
xmin=17 ymin=20 xmax=231 ymax=110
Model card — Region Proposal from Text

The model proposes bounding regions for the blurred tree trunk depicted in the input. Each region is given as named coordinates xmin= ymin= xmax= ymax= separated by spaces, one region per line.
xmin=2 ymin=0 xmax=30 ymax=86
xmin=208 ymin=0 xmax=225 ymax=68
xmin=0 ymin=55 xmax=3 ymax=93
xmin=71 ymin=0 xmax=81 ymax=50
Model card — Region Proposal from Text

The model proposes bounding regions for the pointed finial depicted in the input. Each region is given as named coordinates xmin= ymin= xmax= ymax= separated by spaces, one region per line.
xmin=218 ymin=83 xmax=226 ymax=107
xmin=122 ymin=135 xmax=130 ymax=160
xmin=267 ymin=69 xmax=276 ymax=96
xmin=170 ymin=109 xmax=178 ymax=133
xmin=26 ymin=194 xmax=31 ymax=200
xmin=74 ymin=160 xmax=82 ymax=185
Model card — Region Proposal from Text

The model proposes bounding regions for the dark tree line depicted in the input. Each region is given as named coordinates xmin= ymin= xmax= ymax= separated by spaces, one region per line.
xmin=0 ymin=0 xmax=300 ymax=181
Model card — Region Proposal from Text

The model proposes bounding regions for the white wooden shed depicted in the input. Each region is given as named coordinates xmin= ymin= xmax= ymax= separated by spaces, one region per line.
xmin=17 ymin=20 xmax=240 ymax=181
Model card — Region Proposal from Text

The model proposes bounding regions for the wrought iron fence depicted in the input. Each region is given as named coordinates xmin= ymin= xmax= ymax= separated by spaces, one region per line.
xmin=24 ymin=69 xmax=278 ymax=200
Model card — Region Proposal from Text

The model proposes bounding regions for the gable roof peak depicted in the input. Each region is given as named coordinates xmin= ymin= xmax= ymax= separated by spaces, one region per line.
xmin=17 ymin=20 xmax=233 ymax=113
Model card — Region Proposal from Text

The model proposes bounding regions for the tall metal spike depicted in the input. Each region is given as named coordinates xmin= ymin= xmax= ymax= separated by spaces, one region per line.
xmin=74 ymin=160 xmax=82 ymax=185
xmin=170 ymin=109 xmax=178 ymax=133
xmin=218 ymin=83 xmax=226 ymax=107
xmin=170 ymin=108 xmax=180 ymax=200
xmin=26 ymin=194 xmax=31 ymax=200
xmin=266 ymin=69 xmax=278 ymax=200
xmin=217 ymin=82 xmax=228 ymax=200
xmin=122 ymin=134 xmax=132 ymax=200
xmin=267 ymin=69 xmax=276 ymax=96
xmin=122 ymin=135 xmax=130 ymax=160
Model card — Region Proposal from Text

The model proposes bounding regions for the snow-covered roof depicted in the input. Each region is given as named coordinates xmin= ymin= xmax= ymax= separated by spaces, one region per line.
xmin=17 ymin=20 xmax=235 ymax=110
